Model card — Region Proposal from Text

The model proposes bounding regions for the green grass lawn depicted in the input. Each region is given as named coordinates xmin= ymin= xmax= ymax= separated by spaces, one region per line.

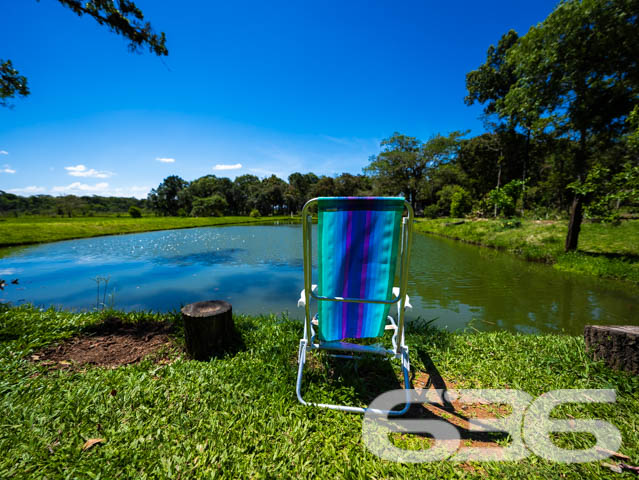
xmin=1 ymin=305 xmax=637 ymax=478
xmin=415 ymin=218 xmax=639 ymax=284
xmin=0 ymin=215 xmax=293 ymax=248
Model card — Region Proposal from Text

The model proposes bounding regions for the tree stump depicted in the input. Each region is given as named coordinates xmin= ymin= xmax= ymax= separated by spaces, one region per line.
xmin=584 ymin=325 xmax=639 ymax=374
xmin=181 ymin=300 xmax=234 ymax=360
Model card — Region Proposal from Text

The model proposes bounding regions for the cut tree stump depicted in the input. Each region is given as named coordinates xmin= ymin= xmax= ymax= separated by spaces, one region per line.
xmin=584 ymin=325 xmax=639 ymax=375
xmin=181 ymin=300 xmax=234 ymax=360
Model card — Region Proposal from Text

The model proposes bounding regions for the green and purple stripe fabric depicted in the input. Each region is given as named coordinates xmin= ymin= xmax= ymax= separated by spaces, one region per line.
xmin=316 ymin=197 xmax=405 ymax=342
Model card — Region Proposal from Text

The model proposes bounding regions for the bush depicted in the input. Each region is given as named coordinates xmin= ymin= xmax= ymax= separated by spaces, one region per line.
xmin=450 ymin=187 xmax=473 ymax=217
xmin=485 ymin=179 xmax=526 ymax=218
xmin=249 ymin=209 xmax=261 ymax=218
xmin=128 ymin=206 xmax=142 ymax=218
xmin=422 ymin=205 xmax=440 ymax=219
xmin=435 ymin=185 xmax=459 ymax=215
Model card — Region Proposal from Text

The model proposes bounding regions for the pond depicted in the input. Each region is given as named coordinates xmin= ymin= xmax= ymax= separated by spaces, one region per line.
xmin=0 ymin=224 xmax=637 ymax=334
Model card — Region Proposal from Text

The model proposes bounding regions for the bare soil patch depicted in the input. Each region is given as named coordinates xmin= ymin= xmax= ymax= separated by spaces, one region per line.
xmin=32 ymin=317 xmax=176 ymax=369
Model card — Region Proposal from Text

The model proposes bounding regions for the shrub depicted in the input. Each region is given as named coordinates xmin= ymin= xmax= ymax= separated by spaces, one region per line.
xmin=450 ymin=187 xmax=473 ymax=217
xmin=249 ymin=209 xmax=261 ymax=218
xmin=435 ymin=185 xmax=459 ymax=215
xmin=485 ymin=179 xmax=526 ymax=218
xmin=422 ymin=204 xmax=440 ymax=219
xmin=128 ymin=206 xmax=142 ymax=218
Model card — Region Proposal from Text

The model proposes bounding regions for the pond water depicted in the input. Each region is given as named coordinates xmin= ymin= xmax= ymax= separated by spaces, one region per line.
xmin=0 ymin=224 xmax=637 ymax=334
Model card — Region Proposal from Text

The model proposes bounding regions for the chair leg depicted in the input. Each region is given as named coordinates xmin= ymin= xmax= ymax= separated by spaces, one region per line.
xmin=296 ymin=338 xmax=412 ymax=415
xmin=296 ymin=339 xmax=309 ymax=406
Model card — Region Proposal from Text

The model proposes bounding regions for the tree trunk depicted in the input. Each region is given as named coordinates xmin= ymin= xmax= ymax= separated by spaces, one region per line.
xmin=584 ymin=325 xmax=639 ymax=374
xmin=565 ymin=127 xmax=588 ymax=252
xmin=493 ymin=162 xmax=502 ymax=218
xmin=565 ymin=194 xmax=583 ymax=252
xmin=521 ymin=128 xmax=530 ymax=216
xmin=181 ymin=300 xmax=234 ymax=360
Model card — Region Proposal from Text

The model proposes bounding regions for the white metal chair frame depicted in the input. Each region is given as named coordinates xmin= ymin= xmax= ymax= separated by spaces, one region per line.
xmin=296 ymin=198 xmax=414 ymax=414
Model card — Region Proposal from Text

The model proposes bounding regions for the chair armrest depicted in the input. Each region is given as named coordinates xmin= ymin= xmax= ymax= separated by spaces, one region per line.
xmin=392 ymin=287 xmax=412 ymax=312
xmin=297 ymin=285 xmax=318 ymax=308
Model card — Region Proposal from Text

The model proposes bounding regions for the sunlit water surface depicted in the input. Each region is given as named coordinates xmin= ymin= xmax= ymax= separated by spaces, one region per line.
xmin=0 ymin=224 xmax=636 ymax=334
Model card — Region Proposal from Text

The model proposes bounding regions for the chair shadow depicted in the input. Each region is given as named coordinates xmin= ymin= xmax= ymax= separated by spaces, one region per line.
xmin=401 ymin=348 xmax=510 ymax=445
xmin=305 ymin=347 xmax=509 ymax=446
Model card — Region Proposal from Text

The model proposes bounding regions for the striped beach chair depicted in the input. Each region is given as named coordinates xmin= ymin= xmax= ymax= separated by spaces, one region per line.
xmin=296 ymin=197 xmax=414 ymax=414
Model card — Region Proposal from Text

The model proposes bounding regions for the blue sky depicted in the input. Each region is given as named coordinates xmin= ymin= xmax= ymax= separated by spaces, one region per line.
xmin=1 ymin=0 xmax=559 ymax=198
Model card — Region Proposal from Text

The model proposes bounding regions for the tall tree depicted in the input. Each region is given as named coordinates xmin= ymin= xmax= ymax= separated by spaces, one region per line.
xmin=500 ymin=0 xmax=639 ymax=251
xmin=365 ymin=132 xmax=464 ymax=210
xmin=147 ymin=175 xmax=188 ymax=216
xmin=465 ymin=30 xmax=519 ymax=120
xmin=232 ymin=174 xmax=261 ymax=215
xmin=1 ymin=0 xmax=167 ymax=107
xmin=465 ymin=29 xmax=538 ymax=212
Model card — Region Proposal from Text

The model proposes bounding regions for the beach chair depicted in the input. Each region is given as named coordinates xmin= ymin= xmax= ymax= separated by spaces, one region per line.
xmin=296 ymin=197 xmax=414 ymax=414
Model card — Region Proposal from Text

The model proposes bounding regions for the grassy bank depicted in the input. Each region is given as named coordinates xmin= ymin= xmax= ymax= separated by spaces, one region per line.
xmin=1 ymin=304 xmax=637 ymax=478
xmin=0 ymin=215 xmax=293 ymax=248
xmin=416 ymin=218 xmax=639 ymax=284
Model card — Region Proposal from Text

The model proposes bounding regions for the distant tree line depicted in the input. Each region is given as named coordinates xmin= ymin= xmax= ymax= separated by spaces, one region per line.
xmin=146 ymin=173 xmax=373 ymax=217
xmin=0 ymin=192 xmax=145 ymax=217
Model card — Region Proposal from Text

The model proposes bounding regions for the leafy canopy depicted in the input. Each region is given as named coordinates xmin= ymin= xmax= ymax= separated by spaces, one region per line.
xmin=1 ymin=0 xmax=167 ymax=107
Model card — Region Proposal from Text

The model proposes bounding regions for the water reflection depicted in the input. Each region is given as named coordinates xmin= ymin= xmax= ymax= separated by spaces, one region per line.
xmin=0 ymin=224 xmax=637 ymax=335
xmin=408 ymin=235 xmax=638 ymax=333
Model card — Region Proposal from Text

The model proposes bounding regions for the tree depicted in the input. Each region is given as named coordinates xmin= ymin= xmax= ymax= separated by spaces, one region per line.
xmin=569 ymin=108 xmax=639 ymax=222
xmin=365 ymin=132 xmax=464 ymax=210
xmin=148 ymin=175 xmax=188 ymax=216
xmin=499 ymin=0 xmax=639 ymax=251
xmin=310 ymin=176 xmax=336 ymax=198
xmin=232 ymin=174 xmax=261 ymax=215
xmin=465 ymin=29 xmax=538 ymax=213
xmin=288 ymin=172 xmax=319 ymax=211
xmin=465 ymin=30 xmax=519 ymax=120
xmin=1 ymin=0 xmax=167 ymax=107
xmin=256 ymin=175 xmax=288 ymax=215
xmin=191 ymin=195 xmax=228 ymax=217
xmin=0 ymin=61 xmax=29 ymax=108
xmin=418 ymin=163 xmax=469 ymax=206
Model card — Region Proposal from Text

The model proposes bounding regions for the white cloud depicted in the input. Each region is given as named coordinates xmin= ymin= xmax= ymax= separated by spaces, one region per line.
xmin=52 ymin=182 xmax=110 ymax=194
xmin=64 ymin=164 xmax=113 ymax=178
xmin=8 ymin=186 xmax=45 ymax=194
xmin=213 ymin=163 xmax=242 ymax=171
xmin=156 ymin=157 xmax=175 ymax=163
xmin=0 ymin=150 xmax=8 ymax=155
xmin=1 ymin=165 xmax=16 ymax=174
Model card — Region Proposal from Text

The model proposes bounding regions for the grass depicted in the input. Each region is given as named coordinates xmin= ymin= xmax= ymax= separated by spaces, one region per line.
xmin=415 ymin=218 xmax=639 ymax=284
xmin=0 ymin=215 xmax=293 ymax=248
xmin=1 ymin=304 xmax=637 ymax=478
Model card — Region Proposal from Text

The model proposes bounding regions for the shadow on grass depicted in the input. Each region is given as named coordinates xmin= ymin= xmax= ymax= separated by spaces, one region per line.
xmin=578 ymin=250 xmax=639 ymax=262
xmin=308 ymin=345 xmax=509 ymax=446
xmin=398 ymin=348 xmax=510 ymax=445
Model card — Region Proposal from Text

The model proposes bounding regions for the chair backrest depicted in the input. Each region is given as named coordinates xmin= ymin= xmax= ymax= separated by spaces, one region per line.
xmin=310 ymin=197 xmax=407 ymax=342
